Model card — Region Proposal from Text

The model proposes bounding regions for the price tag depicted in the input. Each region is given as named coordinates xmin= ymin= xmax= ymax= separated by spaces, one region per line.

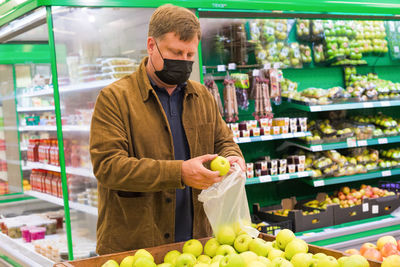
xmin=233 ymin=137 xmax=239 ymax=143
xmin=312 ymin=145 xmax=323 ymax=152
xmin=357 ymin=140 xmax=368 ymax=147
xmin=259 ymin=175 xmax=272 ymax=183
xmin=346 ymin=137 xmax=357 ymax=148
xmin=310 ymin=106 xmax=322 ymax=112
xmin=297 ymin=171 xmax=309 ymax=177
xmin=240 ymin=137 xmax=251 ymax=143
xmin=217 ymin=65 xmax=226 ymax=72
xmin=395 ymin=46 xmax=400 ymax=53
xmin=228 ymin=63 xmax=237 ymax=70
xmin=363 ymin=102 xmax=374 ymax=108
xmin=276 ymin=23 xmax=284 ymax=32
xmin=266 ymin=27 xmax=274 ymax=35
xmin=314 ymin=180 xmax=325 ymax=187
xmin=258 ymin=51 xmax=266 ymax=60
xmin=382 ymin=170 xmax=392 ymax=177
xmin=261 ymin=135 xmax=273 ymax=141
xmin=252 ymin=69 xmax=260 ymax=76
xmin=378 ymin=138 xmax=388 ymax=144
xmin=372 ymin=205 xmax=379 ymax=214
xmin=294 ymin=50 xmax=300 ymax=58
xmin=294 ymin=132 xmax=304 ymax=137
xmin=281 ymin=133 xmax=292 ymax=139
xmin=281 ymin=48 xmax=289 ymax=57
xmin=269 ymin=48 xmax=276 ymax=56
xmin=202 ymin=66 xmax=207 ymax=74
xmin=362 ymin=203 xmax=369 ymax=212
xmin=381 ymin=101 xmax=391 ymax=107
xmin=273 ymin=62 xmax=281 ymax=69
xmin=288 ymin=83 xmax=295 ymax=91
xmin=263 ymin=63 xmax=271 ymax=69
xmin=279 ymin=174 xmax=290 ymax=180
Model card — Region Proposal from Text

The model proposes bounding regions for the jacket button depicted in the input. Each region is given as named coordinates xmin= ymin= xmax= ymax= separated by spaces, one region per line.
xmin=166 ymin=198 xmax=172 ymax=203
xmin=164 ymin=233 xmax=170 ymax=239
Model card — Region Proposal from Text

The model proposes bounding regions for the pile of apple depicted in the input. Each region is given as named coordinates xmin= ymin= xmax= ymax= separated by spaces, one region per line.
xmin=101 ymin=228 xmax=373 ymax=267
xmin=268 ymin=208 xmax=321 ymax=217
xmin=345 ymin=235 xmax=400 ymax=266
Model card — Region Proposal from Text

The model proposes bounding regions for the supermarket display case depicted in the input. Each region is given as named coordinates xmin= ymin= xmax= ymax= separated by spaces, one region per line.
xmin=1 ymin=0 xmax=400 ymax=265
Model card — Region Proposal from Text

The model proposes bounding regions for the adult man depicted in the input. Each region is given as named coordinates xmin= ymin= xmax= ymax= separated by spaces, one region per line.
xmin=90 ymin=4 xmax=244 ymax=255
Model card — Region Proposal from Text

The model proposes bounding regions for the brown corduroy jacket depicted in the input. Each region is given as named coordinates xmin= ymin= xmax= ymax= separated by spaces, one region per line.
xmin=89 ymin=57 xmax=242 ymax=255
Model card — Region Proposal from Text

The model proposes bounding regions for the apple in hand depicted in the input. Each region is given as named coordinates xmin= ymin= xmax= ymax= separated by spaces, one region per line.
xmin=210 ymin=156 xmax=230 ymax=176
xmin=164 ymin=250 xmax=181 ymax=265
xmin=220 ymin=254 xmax=246 ymax=267
xmin=276 ymin=229 xmax=296 ymax=250
xmin=216 ymin=245 xmax=237 ymax=256
xmin=175 ymin=253 xmax=197 ymax=267
xmin=101 ymin=259 xmax=119 ymax=267
xmin=234 ymin=234 xmax=253 ymax=253
xmin=217 ymin=225 xmax=236 ymax=245
xmin=183 ymin=239 xmax=203 ymax=257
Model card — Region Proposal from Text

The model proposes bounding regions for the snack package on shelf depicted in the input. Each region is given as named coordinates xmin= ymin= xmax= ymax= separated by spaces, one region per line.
xmin=251 ymin=75 xmax=273 ymax=120
xmin=204 ymin=76 xmax=223 ymax=115
xmin=223 ymin=79 xmax=239 ymax=122
xmin=296 ymin=19 xmax=311 ymax=41
xmin=386 ymin=21 xmax=400 ymax=60
xmin=231 ymin=73 xmax=250 ymax=110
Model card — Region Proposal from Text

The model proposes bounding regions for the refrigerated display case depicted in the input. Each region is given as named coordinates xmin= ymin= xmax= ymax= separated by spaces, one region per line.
xmin=1 ymin=0 xmax=400 ymax=265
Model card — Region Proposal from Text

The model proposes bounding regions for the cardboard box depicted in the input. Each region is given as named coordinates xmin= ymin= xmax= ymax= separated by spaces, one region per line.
xmin=368 ymin=194 xmax=400 ymax=217
xmin=54 ymin=233 xmax=381 ymax=267
xmin=253 ymin=196 xmax=335 ymax=233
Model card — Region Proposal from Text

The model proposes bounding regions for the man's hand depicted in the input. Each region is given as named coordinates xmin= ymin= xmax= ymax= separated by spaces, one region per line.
xmin=226 ymin=156 xmax=246 ymax=172
xmin=181 ymin=154 xmax=222 ymax=190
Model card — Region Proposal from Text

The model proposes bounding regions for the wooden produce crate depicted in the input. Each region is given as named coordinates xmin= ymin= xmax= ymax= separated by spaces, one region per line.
xmin=54 ymin=233 xmax=381 ymax=267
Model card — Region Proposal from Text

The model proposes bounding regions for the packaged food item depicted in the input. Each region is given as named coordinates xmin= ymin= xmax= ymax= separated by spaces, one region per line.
xmin=288 ymin=164 xmax=296 ymax=173
xmin=30 ymin=227 xmax=46 ymax=241
xmin=101 ymin=58 xmax=134 ymax=67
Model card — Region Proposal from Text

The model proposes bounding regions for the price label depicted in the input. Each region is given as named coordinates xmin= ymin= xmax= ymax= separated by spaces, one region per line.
xmin=288 ymin=83 xmax=295 ymax=91
xmin=233 ymin=137 xmax=239 ymax=143
xmin=263 ymin=63 xmax=271 ymax=69
xmin=362 ymin=203 xmax=369 ymax=212
xmin=266 ymin=27 xmax=274 ymax=35
xmin=294 ymin=50 xmax=300 ymax=58
xmin=261 ymin=135 xmax=273 ymax=141
xmin=346 ymin=137 xmax=357 ymax=148
xmin=240 ymin=137 xmax=251 ymax=143
xmin=281 ymin=48 xmax=289 ymax=57
xmin=273 ymin=62 xmax=281 ymax=69
xmin=252 ymin=69 xmax=260 ymax=76
xmin=382 ymin=170 xmax=392 ymax=177
xmin=310 ymin=106 xmax=322 ymax=112
xmin=269 ymin=48 xmax=276 ymax=56
xmin=279 ymin=174 xmax=290 ymax=180
xmin=300 ymin=23 xmax=305 ymax=29
xmin=294 ymin=132 xmax=305 ymax=137
xmin=259 ymin=175 xmax=272 ymax=183
xmin=202 ymin=66 xmax=207 ymax=74
xmin=363 ymin=102 xmax=374 ymax=108
xmin=357 ymin=140 xmax=368 ymax=147
xmin=378 ymin=138 xmax=388 ymax=144
xmin=312 ymin=145 xmax=323 ymax=152
xmin=258 ymin=51 xmax=266 ymax=60
xmin=381 ymin=101 xmax=391 ymax=107
xmin=297 ymin=171 xmax=309 ymax=177
xmin=314 ymin=180 xmax=325 ymax=187
xmin=395 ymin=46 xmax=400 ymax=53
xmin=228 ymin=63 xmax=237 ymax=70
xmin=276 ymin=23 xmax=284 ymax=32
xmin=281 ymin=133 xmax=292 ymax=139
xmin=217 ymin=65 xmax=226 ymax=72
xmin=372 ymin=205 xmax=379 ymax=214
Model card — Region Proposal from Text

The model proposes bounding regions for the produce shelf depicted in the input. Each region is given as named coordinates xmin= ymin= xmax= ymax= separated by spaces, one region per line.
xmin=24 ymin=190 xmax=97 ymax=216
xmin=25 ymin=162 xmax=95 ymax=179
xmin=17 ymin=88 xmax=53 ymax=98
xmin=305 ymin=168 xmax=400 ymax=187
xmin=245 ymin=171 xmax=312 ymax=185
xmin=284 ymin=99 xmax=400 ymax=112
xmin=234 ymin=131 xmax=311 ymax=144
xmin=289 ymin=135 xmax=400 ymax=151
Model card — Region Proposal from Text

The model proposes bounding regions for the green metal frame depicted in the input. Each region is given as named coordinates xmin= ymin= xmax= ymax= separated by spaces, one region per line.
xmin=0 ymin=254 xmax=23 ymax=267
xmin=46 ymin=6 xmax=73 ymax=260
xmin=0 ymin=44 xmax=50 ymax=64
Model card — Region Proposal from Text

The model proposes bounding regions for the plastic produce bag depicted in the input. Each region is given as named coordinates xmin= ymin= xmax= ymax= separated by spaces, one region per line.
xmin=198 ymin=164 xmax=259 ymax=238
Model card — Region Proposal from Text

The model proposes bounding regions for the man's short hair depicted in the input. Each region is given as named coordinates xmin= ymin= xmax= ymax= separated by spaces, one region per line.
xmin=148 ymin=4 xmax=201 ymax=41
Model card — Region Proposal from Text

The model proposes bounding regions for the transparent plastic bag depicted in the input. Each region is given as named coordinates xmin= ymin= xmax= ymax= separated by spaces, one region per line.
xmin=198 ymin=164 xmax=259 ymax=238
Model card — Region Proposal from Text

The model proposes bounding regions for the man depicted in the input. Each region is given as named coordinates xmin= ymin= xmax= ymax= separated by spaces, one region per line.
xmin=90 ymin=4 xmax=244 ymax=255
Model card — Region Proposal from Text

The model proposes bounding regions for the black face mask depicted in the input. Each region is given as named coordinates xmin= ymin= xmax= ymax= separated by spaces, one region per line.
xmin=151 ymin=41 xmax=194 ymax=85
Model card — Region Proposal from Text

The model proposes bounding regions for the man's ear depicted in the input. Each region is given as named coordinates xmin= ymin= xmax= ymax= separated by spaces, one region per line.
xmin=147 ymin=37 xmax=155 ymax=55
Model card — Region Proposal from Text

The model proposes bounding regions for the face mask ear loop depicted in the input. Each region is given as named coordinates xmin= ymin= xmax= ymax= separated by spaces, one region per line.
xmin=150 ymin=38 xmax=164 ymax=73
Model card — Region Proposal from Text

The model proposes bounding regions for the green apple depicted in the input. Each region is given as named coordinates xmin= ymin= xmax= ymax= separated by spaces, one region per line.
xmin=257 ymin=256 xmax=271 ymax=266
xmin=134 ymin=249 xmax=154 ymax=263
xmin=197 ymin=255 xmax=212 ymax=264
xmin=205 ymin=238 xmax=220 ymax=258
xmin=239 ymin=251 xmax=258 ymax=265
xmin=248 ymin=261 xmax=265 ymax=267
xmin=216 ymin=245 xmax=237 ymax=256
xmin=270 ymin=257 xmax=294 ymax=267
xmin=135 ymin=257 xmax=156 ymax=267
xmin=220 ymin=254 xmax=246 ymax=267
xmin=217 ymin=225 xmax=236 ymax=245
xmin=337 ymin=256 xmax=348 ymax=266
xmin=210 ymin=156 xmax=230 ymax=176
xmin=193 ymin=263 xmax=209 ymax=267
xmin=176 ymin=253 xmax=197 ymax=267
xmin=340 ymin=255 xmax=369 ymax=267
xmin=248 ymin=238 xmax=272 ymax=257
xmin=276 ymin=229 xmax=296 ymax=250
xmin=284 ymin=239 xmax=308 ymax=260
xmin=313 ymin=256 xmax=339 ymax=267
xmin=290 ymin=252 xmax=313 ymax=267
xmin=164 ymin=250 xmax=181 ymax=265
xmin=157 ymin=264 xmax=173 ymax=267
xmin=312 ymin=253 xmax=327 ymax=261
xmin=183 ymin=239 xmax=203 ymax=258
xmin=120 ymin=256 xmax=134 ymax=267
xmin=210 ymin=262 xmax=220 ymax=267
xmin=233 ymin=220 xmax=251 ymax=236
xmin=234 ymin=234 xmax=253 ymax=253
xmin=268 ymin=249 xmax=285 ymax=261
xmin=102 ymin=259 xmax=119 ymax=267
xmin=212 ymin=255 xmax=225 ymax=263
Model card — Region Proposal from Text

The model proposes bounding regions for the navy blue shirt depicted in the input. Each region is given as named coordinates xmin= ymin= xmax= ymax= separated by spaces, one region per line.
xmin=150 ymin=79 xmax=193 ymax=242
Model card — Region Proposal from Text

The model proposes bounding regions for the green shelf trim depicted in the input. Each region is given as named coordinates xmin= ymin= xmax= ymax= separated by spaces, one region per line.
xmin=310 ymin=223 xmax=400 ymax=247
xmin=283 ymin=100 xmax=400 ymax=112
xmin=290 ymin=135 xmax=400 ymax=152
xmin=0 ymin=196 xmax=35 ymax=204
xmin=306 ymin=168 xmax=400 ymax=187
xmin=235 ymin=132 xmax=311 ymax=144
xmin=0 ymin=254 xmax=23 ymax=267
xmin=246 ymin=171 xmax=312 ymax=185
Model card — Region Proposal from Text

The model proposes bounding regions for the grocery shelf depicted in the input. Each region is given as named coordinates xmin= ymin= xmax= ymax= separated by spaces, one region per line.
xmin=25 ymin=162 xmax=95 ymax=179
xmin=60 ymin=79 xmax=115 ymax=94
xmin=17 ymin=88 xmax=53 ymax=98
xmin=288 ymin=135 xmax=400 ymax=151
xmin=20 ymin=146 xmax=27 ymax=151
xmin=65 ymin=166 xmax=95 ymax=178
xmin=24 ymin=190 xmax=98 ymax=216
xmin=17 ymin=106 xmax=55 ymax=112
xmin=245 ymin=171 xmax=312 ymax=185
xmin=305 ymin=168 xmax=400 ymax=187
xmin=19 ymin=125 xmax=90 ymax=132
xmin=62 ymin=125 xmax=90 ymax=132
xmin=0 ymin=232 xmax=54 ymax=267
xmin=234 ymin=131 xmax=311 ymax=144
xmin=284 ymin=100 xmax=400 ymax=112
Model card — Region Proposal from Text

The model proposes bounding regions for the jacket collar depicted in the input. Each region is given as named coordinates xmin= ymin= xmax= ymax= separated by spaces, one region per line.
xmin=136 ymin=57 xmax=198 ymax=102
